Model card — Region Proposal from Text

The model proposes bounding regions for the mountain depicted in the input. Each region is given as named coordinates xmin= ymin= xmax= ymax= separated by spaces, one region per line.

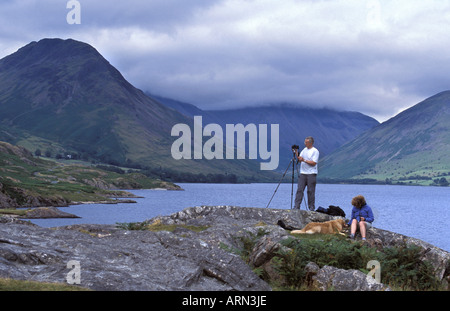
xmin=0 ymin=38 xmax=270 ymax=181
xmin=0 ymin=38 xmax=184 ymax=164
xmin=319 ymin=91 xmax=450 ymax=185
xmin=153 ymin=95 xmax=380 ymax=166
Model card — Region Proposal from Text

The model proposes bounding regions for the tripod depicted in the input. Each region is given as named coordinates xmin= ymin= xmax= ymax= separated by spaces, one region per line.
xmin=266 ymin=149 xmax=307 ymax=209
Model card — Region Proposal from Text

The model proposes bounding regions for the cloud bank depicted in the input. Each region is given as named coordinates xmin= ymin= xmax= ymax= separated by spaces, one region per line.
xmin=1 ymin=0 xmax=450 ymax=121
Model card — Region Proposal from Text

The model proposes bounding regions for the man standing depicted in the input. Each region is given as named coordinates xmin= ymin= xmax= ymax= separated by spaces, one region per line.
xmin=294 ymin=136 xmax=319 ymax=211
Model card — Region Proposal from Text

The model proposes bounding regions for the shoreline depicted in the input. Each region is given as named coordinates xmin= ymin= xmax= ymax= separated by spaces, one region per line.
xmin=0 ymin=184 xmax=184 ymax=220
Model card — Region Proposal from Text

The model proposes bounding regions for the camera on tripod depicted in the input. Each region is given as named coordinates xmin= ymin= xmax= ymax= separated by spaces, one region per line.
xmin=266 ymin=144 xmax=305 ymax=210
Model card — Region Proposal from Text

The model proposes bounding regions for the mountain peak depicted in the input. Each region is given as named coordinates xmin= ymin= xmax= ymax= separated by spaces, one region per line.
xmin=1 ymin=38 xmax=104 ymax=70
xmin=0 ymin=38 xmax=134 ymax=108
xmin=22 ymin=38 xmax=100 ymax=58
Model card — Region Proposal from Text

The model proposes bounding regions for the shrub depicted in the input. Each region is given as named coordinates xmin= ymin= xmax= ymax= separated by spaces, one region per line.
xmin=273 ymin=236 xmax=442 ymax=291
xmin=377 ymin=244 xmax=441 ymax=291
xmin=275 ymin=235 xmax=377 ymax=288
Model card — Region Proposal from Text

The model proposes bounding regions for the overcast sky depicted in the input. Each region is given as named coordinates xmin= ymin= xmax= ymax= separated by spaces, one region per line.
xmin=1 ymin=0 xmax=450 ymax=122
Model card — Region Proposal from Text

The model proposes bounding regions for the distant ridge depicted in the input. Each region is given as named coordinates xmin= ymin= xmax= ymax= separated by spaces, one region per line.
xmin=152 ymin=95 xmax=380 ymax=165
xmin=319 ymin=91 xmax=450 ymax=185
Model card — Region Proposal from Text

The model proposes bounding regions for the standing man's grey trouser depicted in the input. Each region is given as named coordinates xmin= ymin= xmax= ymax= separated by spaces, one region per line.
xmin=294 ymin=174 xmax=317 ymax=210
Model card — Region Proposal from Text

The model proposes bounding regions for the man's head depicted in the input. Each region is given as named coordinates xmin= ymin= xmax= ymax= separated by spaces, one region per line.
xmin=304 ymin=136 xmax=314 ymax=149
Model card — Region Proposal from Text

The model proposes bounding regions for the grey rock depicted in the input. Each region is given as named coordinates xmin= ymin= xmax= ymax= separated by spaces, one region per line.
xmin=312 ymin=265 xmax=390 ymax=291
xmin=369 ymin=227 xmax=450 ymax=281
xmin=304 ymin=262 xmax=320 ymax=287
xmin=148 ymin=206 xmax=450 ymax=289
xmin=21 ymin=207 xmax=80 ymax=219
xmin=305 ymin=261 xmax=320 ymax=274
xmin=0 ymin=219 xmax=270 ymax=291
xmin=249 ymin=232 xmax=290 ymax=267
xmin=1 ymin=205 xmax=448 ymax=291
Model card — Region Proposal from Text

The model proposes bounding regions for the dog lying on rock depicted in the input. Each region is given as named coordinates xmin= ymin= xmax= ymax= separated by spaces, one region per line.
xmin=291 ymin=219 xmax=346 ymax=236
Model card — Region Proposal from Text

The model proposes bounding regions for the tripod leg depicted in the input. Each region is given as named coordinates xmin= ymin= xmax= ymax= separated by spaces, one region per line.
xmin=291 ymin=155 xmax=295 ymax=209
xmin=265 ymin=159 xmax=293 ymax=209
xmin=291 ymin=154 xmax=300 ymax=209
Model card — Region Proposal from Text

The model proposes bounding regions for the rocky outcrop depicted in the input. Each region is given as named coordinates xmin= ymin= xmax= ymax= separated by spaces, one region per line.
xmin=0 ymin=216 xmax=270 ymax=291
xmin=0 ymin=182 xmax=17 ymax=209
xmin=0 ymin=206 xmax=448 ymax=291
xmin=0 ymin=182 xmax=70 ymax=209
xmin=22 ymin=207 xmax=80 ymax=219
xmin=367 ymin=227 xmax=449 ymax=281
xmin=0 ymin=142 xmax=33 ymax=159
xmin=148 ymin=205 xmax=449 ymax=289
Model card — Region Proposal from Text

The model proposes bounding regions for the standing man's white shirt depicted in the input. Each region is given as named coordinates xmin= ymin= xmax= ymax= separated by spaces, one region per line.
xmin=299 ymin=147 xmax=319 ymax=174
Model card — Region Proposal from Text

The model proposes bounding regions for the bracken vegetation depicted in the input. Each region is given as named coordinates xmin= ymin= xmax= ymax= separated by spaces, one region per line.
xmin=233 ymin=232 xmax=444 ymax=291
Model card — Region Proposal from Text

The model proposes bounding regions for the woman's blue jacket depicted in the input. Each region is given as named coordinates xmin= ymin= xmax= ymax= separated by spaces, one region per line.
xmin=348 ymin=204 xmax=374 ymax=225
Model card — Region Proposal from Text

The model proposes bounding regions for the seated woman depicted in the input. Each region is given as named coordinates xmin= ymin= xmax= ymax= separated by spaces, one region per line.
xmin=348 ymin=195 xmax=374 ymax=240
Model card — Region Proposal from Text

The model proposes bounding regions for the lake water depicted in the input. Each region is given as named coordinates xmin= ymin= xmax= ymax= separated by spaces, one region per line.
xmin=27 ymin=183 xmax=450 ymax=252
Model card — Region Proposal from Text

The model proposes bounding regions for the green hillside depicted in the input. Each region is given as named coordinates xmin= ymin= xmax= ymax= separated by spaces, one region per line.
xmin=0 ymin=141 xmax=179 ymax=209
xmin=319 ymin=91 xmax=450 ymax=186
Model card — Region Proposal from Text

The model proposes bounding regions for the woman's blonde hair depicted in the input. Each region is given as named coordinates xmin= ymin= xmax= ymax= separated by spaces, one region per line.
xmin=351 ymin=195 xmax=366 ymax=208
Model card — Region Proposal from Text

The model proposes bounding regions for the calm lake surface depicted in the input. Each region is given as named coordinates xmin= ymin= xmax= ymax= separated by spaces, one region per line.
xmin=27 ymin=183 xmax=449 ymax=252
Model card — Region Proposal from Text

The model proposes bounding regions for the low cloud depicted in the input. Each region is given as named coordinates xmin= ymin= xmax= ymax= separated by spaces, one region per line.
xmin=1 ymin=0 xmax=450 ymax=122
